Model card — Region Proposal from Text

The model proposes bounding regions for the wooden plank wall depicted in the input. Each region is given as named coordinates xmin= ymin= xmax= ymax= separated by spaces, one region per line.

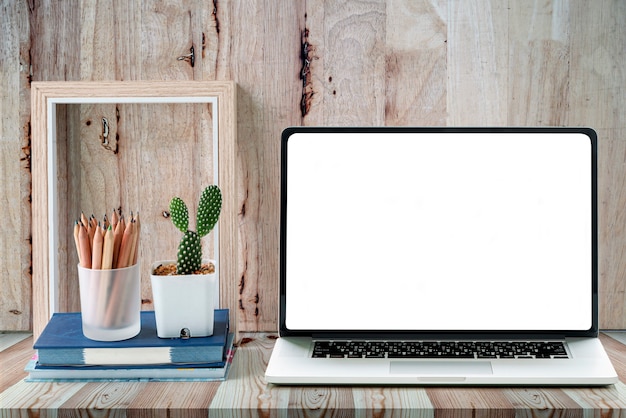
xmin=1 ymin=0 xmax=624 ymax=332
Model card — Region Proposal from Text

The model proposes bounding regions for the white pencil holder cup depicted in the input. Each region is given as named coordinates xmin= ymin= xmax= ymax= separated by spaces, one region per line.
xmin=77 ymin=262 xmax=141 ymax=341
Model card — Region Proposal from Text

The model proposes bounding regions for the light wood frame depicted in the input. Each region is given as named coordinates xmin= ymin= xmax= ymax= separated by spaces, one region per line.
xmin=31 ymin=81 xmax=237 ymax=339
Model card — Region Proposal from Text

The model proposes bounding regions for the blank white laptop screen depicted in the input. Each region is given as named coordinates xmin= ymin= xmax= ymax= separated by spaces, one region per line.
xmin=284 ymin=130 xmax=593 ymax=332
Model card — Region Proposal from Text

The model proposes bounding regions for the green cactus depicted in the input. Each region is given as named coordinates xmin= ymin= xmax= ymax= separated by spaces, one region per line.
xmin=169 ymin=185 xmax=222 ymax=275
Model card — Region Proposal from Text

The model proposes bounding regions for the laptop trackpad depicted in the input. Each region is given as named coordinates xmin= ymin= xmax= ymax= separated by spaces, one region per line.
xmin=390 ymin=361 xmax=493 ymax=376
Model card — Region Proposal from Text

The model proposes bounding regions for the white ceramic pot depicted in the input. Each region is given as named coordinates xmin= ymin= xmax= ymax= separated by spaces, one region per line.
xmin=150 ymin=260 xmax=218 ymax=338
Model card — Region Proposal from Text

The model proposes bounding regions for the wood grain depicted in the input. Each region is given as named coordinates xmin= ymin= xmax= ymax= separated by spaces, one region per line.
xmin=231 ymin=1 xmax=305 ymax=332
xmin=1 ymin=0 xmax=626 ymax=332
xmin=508 ymin=1 xmax=570 ymax=125
xmin=447 ymin=0 xmax=508 ymax=126
xmin=322 ymin=0 xmax=387 ymax=126
xmin=384 ymin=0 xmax=447 ymax=126
xmin=209 ymin=336 xmax=279 ymax=411
xmin=0 ymin=337 xmax=32 ymax=393
xmin=0 ymin=0 xmax=32 ymax=332
xmin=566 ymin=0 xmax=626 ymax=329
xmin=3 ymin=333 xmax=626 ymax=413
xmin=352 ymin=386 xmax=434 ymax=414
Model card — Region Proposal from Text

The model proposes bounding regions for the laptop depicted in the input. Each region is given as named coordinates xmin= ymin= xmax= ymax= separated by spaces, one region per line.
xmin=265 ymin=126 xmax=618 ymax=386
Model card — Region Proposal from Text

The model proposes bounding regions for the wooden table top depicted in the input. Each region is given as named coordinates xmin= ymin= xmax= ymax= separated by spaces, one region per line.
xmin=2 ymin=332 xmax=626 ymax=414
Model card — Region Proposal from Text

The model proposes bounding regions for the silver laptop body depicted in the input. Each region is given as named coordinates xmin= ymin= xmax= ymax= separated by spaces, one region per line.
xmin=265 ymin=127 xmax=618 ymax=386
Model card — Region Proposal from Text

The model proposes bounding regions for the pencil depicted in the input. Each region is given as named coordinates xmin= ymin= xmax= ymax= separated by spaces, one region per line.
xmin=101 ymin=225 xmax=114 ymax=269
xmin=112 ymin=216 xmax=125 ymax=268
xmin=73 ymin=207 xmax=140 ymax=270
xmin=87 ymin=215 xmax=96 ymax=247
xmin=111 ymin=208 xmax=119 ymax=230
xmin=80 ymin=212 xmax=88 ymax=229
xmin=128 ymin=218 xmax=138 ymax=267
xmin=132 ymin=212 xmax=140 ymax=266
xmin=73 ymin=220 xmax=81 ymax=265
xmin=91 ymin=224 xmax=104 ymax=269
xmin=127 ymin=219 xmax=138 ymax=267
xmin=78 ymin=222 xmax=92 ymax=269
xmin=117 ymin=219 xmax=134 ymax=269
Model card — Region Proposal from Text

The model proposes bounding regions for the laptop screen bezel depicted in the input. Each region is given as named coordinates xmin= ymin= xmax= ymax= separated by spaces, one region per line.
xmin=279 ymin=126 xmax=599 ymax=339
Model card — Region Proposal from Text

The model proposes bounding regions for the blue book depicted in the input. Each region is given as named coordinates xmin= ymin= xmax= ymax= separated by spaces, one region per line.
xmin=26 ymin=334 xmax=235 ymax=382
xmin=34 ymin=310 xmax=229 ymax=366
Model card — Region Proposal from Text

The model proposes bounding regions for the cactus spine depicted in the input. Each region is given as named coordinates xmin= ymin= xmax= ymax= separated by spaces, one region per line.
xmin=169 ymin=185 xmax=222 ymax=275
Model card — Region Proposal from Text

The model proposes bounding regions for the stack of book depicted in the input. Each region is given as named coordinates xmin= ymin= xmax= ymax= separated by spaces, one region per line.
xmin=26 ymin=309 xmax=234 ymax=382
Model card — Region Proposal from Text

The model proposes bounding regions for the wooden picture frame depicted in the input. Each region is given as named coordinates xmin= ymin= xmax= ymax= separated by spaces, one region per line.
xmin=31 ymin=81 xmax=237 ymax=339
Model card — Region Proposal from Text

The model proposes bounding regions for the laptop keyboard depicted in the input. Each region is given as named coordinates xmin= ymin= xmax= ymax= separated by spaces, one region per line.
xmin=312 ymin=340 xmax=569 ymax=359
